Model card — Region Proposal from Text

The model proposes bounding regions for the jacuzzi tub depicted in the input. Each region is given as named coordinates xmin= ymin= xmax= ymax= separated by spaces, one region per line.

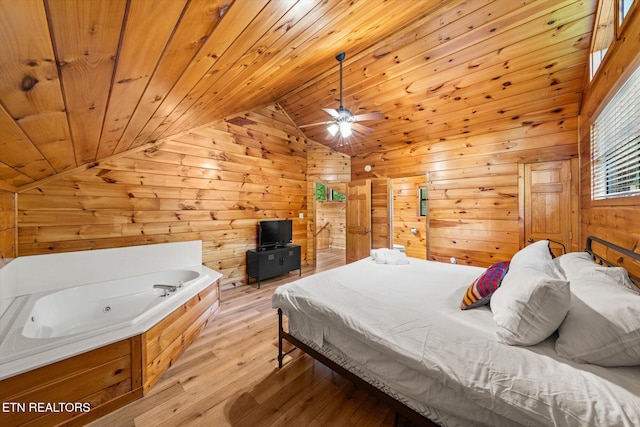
xmin=0 ymin=241 xmax=222 ymax=380
xmin=22 ymin=269 xmax=200 ymax=339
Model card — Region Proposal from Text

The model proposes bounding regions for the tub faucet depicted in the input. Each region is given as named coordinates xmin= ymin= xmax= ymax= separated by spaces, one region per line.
xmin=153 ymin=284 xmax=177 ymax=297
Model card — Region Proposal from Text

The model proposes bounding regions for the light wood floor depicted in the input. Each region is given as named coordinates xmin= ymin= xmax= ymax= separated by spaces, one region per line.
xmin=89 ymin=248 xmax=419 ymax=427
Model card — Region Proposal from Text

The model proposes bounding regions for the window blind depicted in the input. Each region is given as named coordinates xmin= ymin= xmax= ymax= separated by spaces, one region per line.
xmin=591 ymin=64 xmax=640 ymax=199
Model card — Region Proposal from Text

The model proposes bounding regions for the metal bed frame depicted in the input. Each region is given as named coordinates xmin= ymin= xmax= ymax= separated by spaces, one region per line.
xmin=277 ymin=308 xmax=438 ymax=426
xmin=276 ymin=236 xmax=640 ymax=426
xmin=585 ymin=235 xmax=640 ymax=288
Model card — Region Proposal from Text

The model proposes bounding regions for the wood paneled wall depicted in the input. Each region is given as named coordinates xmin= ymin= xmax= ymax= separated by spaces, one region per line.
xmin=349 ymin=3 xmax=639 ymax=268
xmin=391 ymin=176 xmax=427 ymax=259
xmin=352 ymin=121 xmax=577 ymax=267
xmin=16 ymin=105 xmax=309 ymax=288
xmin=578 ymin=5 xmax=640 ymax=276
xmin=0 ymin=189 xmax=15 ymax=266
xmin=316 ymin=201 xmax=346 ymax=250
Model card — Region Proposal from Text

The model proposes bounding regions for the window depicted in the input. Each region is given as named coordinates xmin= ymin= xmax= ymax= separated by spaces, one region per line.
xmin=316 ymin=183 xmax=346 ymax=202
xmin=330 ymin=189 xmax=346 ymax=202
xmin=590 ymin=0 xmax=615 ymax=78
xmin=419 ymin=187 xmax=427 ymax=216
xmin=315 ymin=183 xmax=327 ymax=201
xmin=591 ymin=64 xmax=640 ymax=200
xmin=590 ymin=0 xmax=636 ymax=79
xmin=619 ymin=0 xmax=636 ymax=24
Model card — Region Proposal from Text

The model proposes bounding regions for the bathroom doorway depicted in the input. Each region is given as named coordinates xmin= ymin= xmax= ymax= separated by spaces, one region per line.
xmin=390 ymin=176 xmax=427 ymax=259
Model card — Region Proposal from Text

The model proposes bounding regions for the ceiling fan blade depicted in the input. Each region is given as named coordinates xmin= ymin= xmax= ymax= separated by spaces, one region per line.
xmin=352 ymin=111 xmax=384 ymax=122
xmin=352 ymin=123 xmax=375 ymax=135
xmin=323 ymin=108 xmax=340 ymax=118
xmin=298 ymin=120 xmax=333 ymax=129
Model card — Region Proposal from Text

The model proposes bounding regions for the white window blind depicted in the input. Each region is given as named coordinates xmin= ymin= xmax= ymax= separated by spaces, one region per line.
xmin=591 ymin=63 xmax=640 ymax=199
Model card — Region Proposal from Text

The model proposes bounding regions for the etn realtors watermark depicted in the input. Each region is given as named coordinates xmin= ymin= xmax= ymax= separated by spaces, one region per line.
xmin=2 ymin=401 xmax=91 ymax=413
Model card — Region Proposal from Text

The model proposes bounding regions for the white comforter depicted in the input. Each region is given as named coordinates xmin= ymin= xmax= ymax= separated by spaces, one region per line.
xmin=272 ymin=257 xmax=640 ymax=427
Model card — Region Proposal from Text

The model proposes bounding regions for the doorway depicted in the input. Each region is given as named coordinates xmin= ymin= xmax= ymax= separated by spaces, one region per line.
xmin=390 ymin=176 xmax=428 ymax=259
xmin=314 ymin=182 xmax=347 ymax=266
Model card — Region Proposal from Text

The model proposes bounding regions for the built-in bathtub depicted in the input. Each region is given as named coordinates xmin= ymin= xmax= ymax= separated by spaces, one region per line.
xmin=0 ymin=241 xmax=222 ymax=426
xmin=0 ymin=267 xmax=215 ymax=371
xmin=22 ymin=269 xmax=200 ymax=339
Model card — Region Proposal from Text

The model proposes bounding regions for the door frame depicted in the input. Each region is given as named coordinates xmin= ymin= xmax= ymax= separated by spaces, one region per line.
xmin=311 ymin=180 xmax=347 ymax=266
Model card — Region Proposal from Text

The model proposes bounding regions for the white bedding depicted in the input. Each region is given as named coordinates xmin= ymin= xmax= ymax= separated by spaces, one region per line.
xmin=272 ymin=257 xmax=640 ymax=427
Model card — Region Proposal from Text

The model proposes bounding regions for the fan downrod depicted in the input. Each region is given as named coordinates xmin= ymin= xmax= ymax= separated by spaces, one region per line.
xmin=336 ymin=52 xmax=346 ymax=112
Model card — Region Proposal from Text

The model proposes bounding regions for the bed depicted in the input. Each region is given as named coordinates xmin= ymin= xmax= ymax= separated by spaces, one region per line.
xmin=271 ymin=236 xmax=640 ymax=426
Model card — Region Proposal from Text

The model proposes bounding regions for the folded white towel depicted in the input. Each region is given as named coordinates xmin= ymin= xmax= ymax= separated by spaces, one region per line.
xmin=370 ymin=248 xmax=409 ymax=265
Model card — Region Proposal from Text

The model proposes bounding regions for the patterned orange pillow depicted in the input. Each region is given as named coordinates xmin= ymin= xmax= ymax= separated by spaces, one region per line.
xmin=461 ymin=261 xmax=510 ymax=310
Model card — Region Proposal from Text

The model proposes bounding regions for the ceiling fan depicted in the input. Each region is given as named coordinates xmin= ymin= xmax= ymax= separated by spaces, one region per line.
xmin=299 ymin=52 xmax=383 ymax=139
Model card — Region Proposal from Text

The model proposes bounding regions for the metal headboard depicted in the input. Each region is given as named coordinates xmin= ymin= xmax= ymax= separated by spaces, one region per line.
xmin=547 ymin=238 xmax=567 ymax=255
xmin=585 ymin=235 xmax=640 ymax=288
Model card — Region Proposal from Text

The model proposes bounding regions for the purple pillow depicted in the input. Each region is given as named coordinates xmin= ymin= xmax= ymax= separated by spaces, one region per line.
xmin=461 ymin=261 xmax=510 ymax=310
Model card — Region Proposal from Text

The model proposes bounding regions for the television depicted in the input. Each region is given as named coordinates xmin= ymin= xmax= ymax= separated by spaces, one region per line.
xmin=258 ymin=219 xmax=292 ymax=249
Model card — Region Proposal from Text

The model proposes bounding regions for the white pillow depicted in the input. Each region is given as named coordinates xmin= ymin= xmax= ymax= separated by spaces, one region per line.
xmin=491 ymin=262 xmax=570 ymax=346
xmin=510 ymin=240 xmax=553 ymax=269
xmin=555 ymin=261 xmax=640 ymax=366
xmin=555 ymin=252 xmax=639 ymax=293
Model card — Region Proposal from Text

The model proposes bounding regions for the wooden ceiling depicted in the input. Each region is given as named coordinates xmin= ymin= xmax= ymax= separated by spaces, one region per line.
xmin=0 ymin=0 xmax=596 ymax=191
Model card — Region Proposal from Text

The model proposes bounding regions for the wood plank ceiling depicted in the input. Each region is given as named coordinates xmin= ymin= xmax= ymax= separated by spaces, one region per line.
xmin=0 ymin=0 xmax=596 ymax=191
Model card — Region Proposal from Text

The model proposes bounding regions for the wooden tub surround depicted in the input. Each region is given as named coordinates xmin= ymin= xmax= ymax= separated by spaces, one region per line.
xmin=142 ymin=280 xmax=220 ymax=393
xmin=0 ymin=280 xmax=221 ymax=427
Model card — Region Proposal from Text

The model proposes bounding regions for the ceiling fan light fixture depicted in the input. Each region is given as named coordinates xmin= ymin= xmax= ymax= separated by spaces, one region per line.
xmin=339 ymin=121 xmax=352 ymax=137
xmin=300 ymin=52 xmax=382 ymax=140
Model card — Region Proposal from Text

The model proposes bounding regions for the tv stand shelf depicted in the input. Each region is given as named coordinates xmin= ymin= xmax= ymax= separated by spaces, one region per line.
xmin=246 ymin=244 xmax=301 ymax=288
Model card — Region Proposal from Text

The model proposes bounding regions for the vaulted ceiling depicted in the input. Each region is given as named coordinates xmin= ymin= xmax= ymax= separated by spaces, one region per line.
xmin=0 ymin=0 xmax=596 ymax=191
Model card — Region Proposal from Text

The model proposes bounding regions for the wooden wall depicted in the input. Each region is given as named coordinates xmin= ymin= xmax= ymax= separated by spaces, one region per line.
xmin=16 ymin=105 xmax=309 ymax=288
xmin=316 ymin=201 xmax=346 ymax=250
xmin=352 ymin=118 xmax=576 ymax=267
xmin=578 ymin=5 xmax=640 ymax=276
xmin=349 ymin=3 xmax=639 ymax=269
xmin=391 ymin=176 xmax=427 ymax=259
xmin=0 ymin=189 xmax=15 ymax=266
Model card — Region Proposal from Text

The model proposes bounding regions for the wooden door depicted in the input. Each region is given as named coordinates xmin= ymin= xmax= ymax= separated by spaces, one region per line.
xmin=524 ymin=160 xmax=572 ymax=256
xmin=346 ymin=180 xmax=372 ymax=263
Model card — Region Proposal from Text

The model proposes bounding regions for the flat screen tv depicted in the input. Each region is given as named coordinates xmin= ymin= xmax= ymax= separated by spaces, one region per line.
xmin=258 ymin=219 xmax=292 ymax=249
